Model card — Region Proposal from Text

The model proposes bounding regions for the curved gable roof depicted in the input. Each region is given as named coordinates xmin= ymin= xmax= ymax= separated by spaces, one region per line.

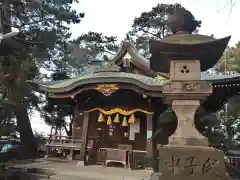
xmin=110 ymin=41 xmax=164 ymax=78
xmin=28 ymin=70 xmax=168 ymax=94
xmin=28 ymin=71 xmax=240 ymax=95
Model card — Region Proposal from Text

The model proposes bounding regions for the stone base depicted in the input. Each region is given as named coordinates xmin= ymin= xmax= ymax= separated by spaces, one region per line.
xmin=156 ymin=145 xmax=229 ymax=180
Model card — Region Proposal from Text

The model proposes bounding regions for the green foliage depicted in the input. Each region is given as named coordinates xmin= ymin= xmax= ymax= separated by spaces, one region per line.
xmin=217 ymin=42 xmax=240 ymax=73
xmin=226 ymin=164 xmax=240 ymax=180
xmin=67 ymin=31 xmax=119 ymax=75
xmin=155 ymin=104 xmax=240 ymax=152
xmin=127 ymin=3 xmax=183 ymax=57
xmin=155 ymin=107 xmax=227 ymax=148
xmin=130 ymin=3 xmax=183 ymax=39
xmin=0 ymin=0 xmax=84 ymax=155
xmin=218 ymin=103 xmax=240 ymax=150
xmin=40 ymin=71 xmax=73 ymax=135
xmin=137 ymin=156 xmax=154 ymax=169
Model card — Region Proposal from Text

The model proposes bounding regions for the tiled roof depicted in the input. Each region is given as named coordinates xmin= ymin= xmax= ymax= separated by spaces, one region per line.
xmin=29 ymin=71 xmax=168 ymax=93
xmin=28 ymin=71 xmax=240 ymax=94
xmin=201 ymin=72 xmax=240 ymax=82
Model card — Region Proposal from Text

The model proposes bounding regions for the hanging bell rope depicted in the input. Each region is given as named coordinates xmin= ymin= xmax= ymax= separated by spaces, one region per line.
xmin=86 ymin=108 xmax=153 ymax=115
xmin=97 ymin=113 xmax=105 ymax=123
xmin=128 ymin=114 xmax=136 ymax=124
xmin=113 ymin=113 xmax=120 ymax=123
xmin=107 ymin=116 xmax=112 ymax=125
xmin=122 ymin=116 xmax=128 ymax=127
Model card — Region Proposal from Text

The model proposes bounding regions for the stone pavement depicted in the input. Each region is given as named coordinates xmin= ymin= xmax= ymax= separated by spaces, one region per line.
xmin=47 ymin=163 xmax=151 ymax=180
xmin=8 ymin=159 xmax=151 ymax=180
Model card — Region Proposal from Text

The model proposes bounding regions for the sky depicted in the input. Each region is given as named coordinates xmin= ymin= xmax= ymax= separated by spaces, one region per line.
xmin=70 ymin=0 xmax=240 ymax=46
xmin=31 ymin=0 xmax=240 ymax=135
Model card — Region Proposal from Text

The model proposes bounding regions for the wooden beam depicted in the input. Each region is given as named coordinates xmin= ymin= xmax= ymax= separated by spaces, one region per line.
xmin=79 ymin=111 xmax=89 ymax=164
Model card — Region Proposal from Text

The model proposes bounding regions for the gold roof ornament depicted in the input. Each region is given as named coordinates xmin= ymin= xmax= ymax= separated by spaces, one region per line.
xmin=107 ymin=116 xmax=112 ymax=125
xmin=113 ymin=113 xmax=120 ymax=123
xmin=97 ymin=113 xmax=105 ymax=123
xmin=122 ymin=116 xmax=128 ymax=127
xmin=95 ymin=84 xmax=119 ymax=96
xmin=128 ymin=114 xmax=136 ymax=124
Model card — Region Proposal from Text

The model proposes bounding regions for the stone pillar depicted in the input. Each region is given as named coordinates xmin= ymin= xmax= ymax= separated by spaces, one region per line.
xmin=169 ymin=100 xmax=208 ymax=146
xmin=155 ymin=60 xmax=230 ymax=180
xmin=162 ymin=60 xmax=212 ymax=146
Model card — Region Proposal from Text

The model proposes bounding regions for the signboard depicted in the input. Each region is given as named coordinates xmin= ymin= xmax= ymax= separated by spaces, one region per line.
xmin=147 ymin=130 xmax=152 ymax=139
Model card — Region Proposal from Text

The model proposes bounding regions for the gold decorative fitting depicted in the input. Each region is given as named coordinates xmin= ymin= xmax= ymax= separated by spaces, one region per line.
xmin=95 ymin=84 xmax=119 ymax=96
xmin=122 ymin=117 xmax=128 ymax=127
xmin=107 ymin=116 xmax=112 ymax=125
xmin=97 ymin=113 xmax=104 ymax=123
xmin=85 ymin=108 xmax=153 ymax=115
xmin=113 ymin=113 xmax=120 ymax=123
xmin=128 ymin=114 xmax=136 ymax=124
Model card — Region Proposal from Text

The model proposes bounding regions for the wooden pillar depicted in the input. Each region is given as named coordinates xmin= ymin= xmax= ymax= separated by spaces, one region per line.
xmin=152 ymin=112 xmax=158 ymax=173
xmin=72 ymin=102 xmax=79 ymax=143
xmin=79 ymin=111 xmax=89 ymax=163
xmin=146 ymin=114 xmax=153 ymax=156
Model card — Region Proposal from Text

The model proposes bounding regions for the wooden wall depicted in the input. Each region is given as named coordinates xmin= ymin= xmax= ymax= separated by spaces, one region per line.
xmin=74 ymin=114 xmax=83 ymax=139
xmin=89 ymin=111 xmax=147 ymax=150
xmin=73 ymin=111 xmax=147 ymax=151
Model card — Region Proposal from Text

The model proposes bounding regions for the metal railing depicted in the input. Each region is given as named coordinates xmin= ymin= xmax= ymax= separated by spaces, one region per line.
xmin=96 ymin=148 xmax=107 ymax=165
xmin=95 ymin=148 xmax=147 ymax=169
xmin=228 ymin=156 xmax=240 ymax=169
xmin=128 ymin=150 xmax=147 ymax=169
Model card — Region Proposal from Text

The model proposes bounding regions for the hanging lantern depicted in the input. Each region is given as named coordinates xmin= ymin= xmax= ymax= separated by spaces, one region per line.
xmin=122 ymin=116 xmax=128 ymax=127
xmin=97 ymin=113 xmax=105 ymax=123
xmin=107 ymin=116 xmax=112 ymax=125
xmin=128 ymin=114 xmax=136 ymax=124
xmin=113 ymin=113 xmax=120 ymax=123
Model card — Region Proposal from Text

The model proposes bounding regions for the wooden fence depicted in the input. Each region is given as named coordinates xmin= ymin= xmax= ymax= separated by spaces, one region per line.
xmin=95 ymin=148 xmax=147 ymax=169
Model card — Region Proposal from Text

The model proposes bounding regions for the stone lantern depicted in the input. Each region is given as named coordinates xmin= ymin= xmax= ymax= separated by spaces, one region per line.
xmin=149 ymin=8 xmax=230 ymax=180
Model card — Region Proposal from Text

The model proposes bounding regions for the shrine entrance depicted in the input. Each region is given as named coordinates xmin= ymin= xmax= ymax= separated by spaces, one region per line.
xmin=85 ymin=109 xmax=153 ymax=168
xmin=76 ymin=88 xmax=154 ymax=168
xmin=87 ymin=109 xmax=148 ymax=150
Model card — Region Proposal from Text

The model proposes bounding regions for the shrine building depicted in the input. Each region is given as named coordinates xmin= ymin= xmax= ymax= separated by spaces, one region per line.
xmin=28 ymin=41 xmax=240 ymax=169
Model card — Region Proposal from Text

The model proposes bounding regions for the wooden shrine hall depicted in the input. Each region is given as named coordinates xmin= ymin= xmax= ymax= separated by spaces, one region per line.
xmin=28 ymin=41 xmax=240 ymax=169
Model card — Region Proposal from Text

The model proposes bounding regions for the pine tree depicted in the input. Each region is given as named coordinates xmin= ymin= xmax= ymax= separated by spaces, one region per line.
xmin=0 ymin=0 xmax=84 ymax=157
